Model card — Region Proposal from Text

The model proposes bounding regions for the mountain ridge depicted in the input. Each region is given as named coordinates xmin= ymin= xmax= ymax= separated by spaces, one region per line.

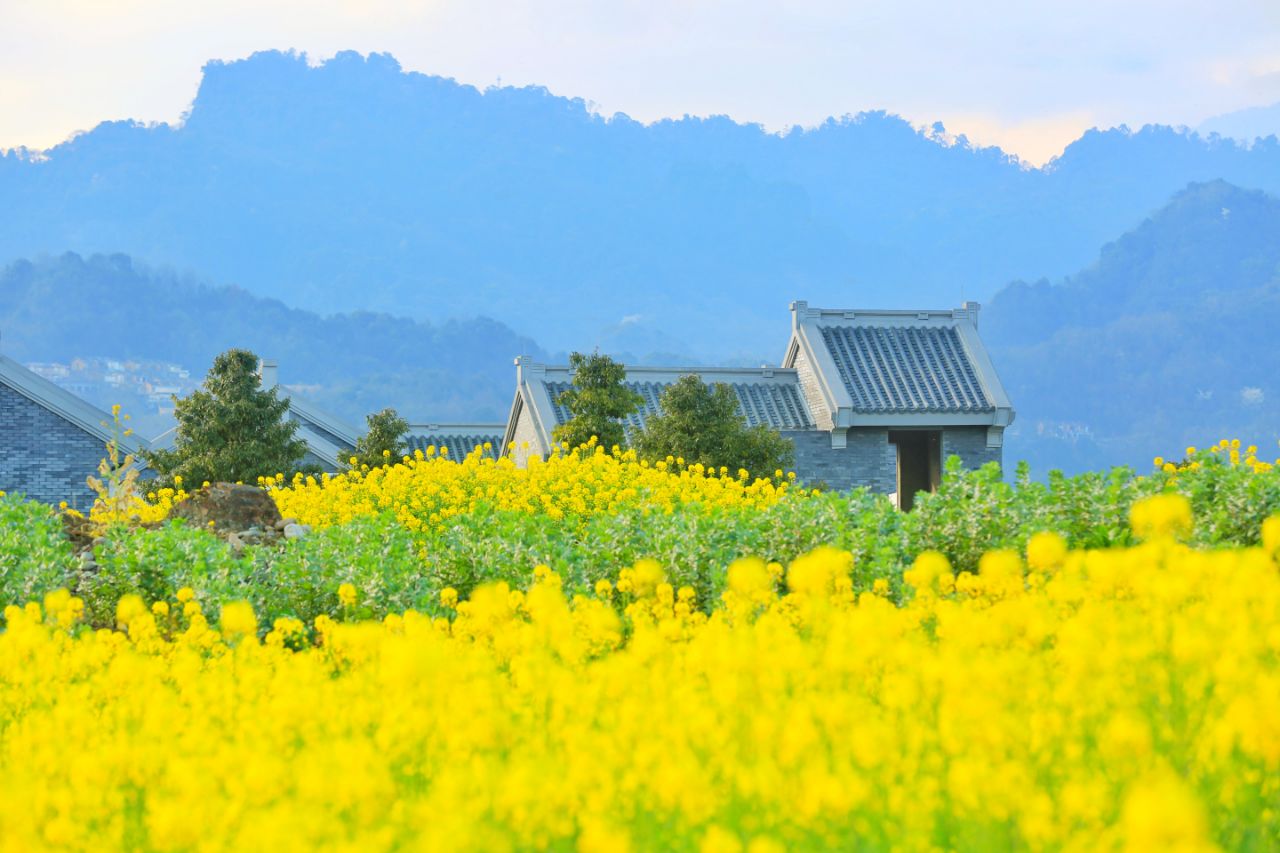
xmin=0 ymin=251 xmax=546 ymax=433
xmin=5 ymin=50 xmax=1280 ymax=357
xmin=986 ymin=180 xmax=1280 ymax=472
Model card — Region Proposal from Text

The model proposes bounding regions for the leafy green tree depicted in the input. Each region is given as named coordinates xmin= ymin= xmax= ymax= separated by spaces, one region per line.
xmin=553 ymin=352 xmax=643 ymax=452
xmin=633 ymin=375 xmax=794 ymax=477
xmin=346 ymin=408 xmax=410 ymax=470
xmin=145 ymin=349 xmax=308 ymax=488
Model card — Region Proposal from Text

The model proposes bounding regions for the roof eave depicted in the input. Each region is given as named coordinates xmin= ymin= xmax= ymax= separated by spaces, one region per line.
xmin=846 ymin=411 xmax=1008 ymax=427
xmin=286 ymin=395 xmax=362 ymax=448
xmin=952 ymin=321 xmax=1016 ymax=422
xmin=501 ymin=392 xmax=524 ymax=458
xmin=784 ymin=317 xmax=856 ymax=414
xmin=0 ymin=355 xmax=148 ymax=455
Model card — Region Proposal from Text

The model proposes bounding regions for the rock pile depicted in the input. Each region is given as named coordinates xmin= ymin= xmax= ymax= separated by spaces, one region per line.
xmin=62 ymin=483 xmax=310 ymax=564
xmin=169 ymin=483 xmax=283 ymax=531
xmin=169 ymin=483 xmax=310 ymax=555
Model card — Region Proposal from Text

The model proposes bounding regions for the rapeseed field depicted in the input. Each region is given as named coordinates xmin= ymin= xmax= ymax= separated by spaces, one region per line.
xmin=2 ymin=443 xmax=1280 ymax=850
xmin=0 ymin=491 xmax=1277 ymax=850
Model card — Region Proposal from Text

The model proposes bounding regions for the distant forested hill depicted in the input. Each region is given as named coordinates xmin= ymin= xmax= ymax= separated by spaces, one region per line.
xmin=4 ymin=50 xmax=1280 ymax=358
xmin=0 ymin=252 xmax=545 ymax=430
xmin=986 ymin=181 xmax=1280 ymax=473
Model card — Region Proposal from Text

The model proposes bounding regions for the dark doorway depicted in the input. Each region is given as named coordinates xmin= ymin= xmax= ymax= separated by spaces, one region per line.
xmin=889 ymin=430 xmax=942 ymax=511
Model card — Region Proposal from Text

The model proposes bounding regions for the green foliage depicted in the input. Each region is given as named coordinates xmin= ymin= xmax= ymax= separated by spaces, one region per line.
xmin=904 ymin=450 xmax=1280 ymax=573
xmin=74 ymin=515 xmax=428 ymax=630
xmin=633 ymin=375 xmax=794 ymax=478
xmin=246 ymin=515 xmax=428 ymax=625
xmin=145 ymin=349 xmax=308 ymax=487
xmin=346 ymin=408 xmax=410 ymax=470
xmin=0 ymin=494 xmax=76 ymax=616
xmin=5 ymin=449 xmax=1280 ymax=623
xmin=552 ymin=352 xmax=642 ymax=452
xmin=420 ymin=490 xmax=902 ymax=608
xmin=80 ymin=521 xmax=249 ymax=628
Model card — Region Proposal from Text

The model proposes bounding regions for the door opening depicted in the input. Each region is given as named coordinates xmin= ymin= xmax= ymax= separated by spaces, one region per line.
xmin=889 ymin=430 xmax=942 ymax=511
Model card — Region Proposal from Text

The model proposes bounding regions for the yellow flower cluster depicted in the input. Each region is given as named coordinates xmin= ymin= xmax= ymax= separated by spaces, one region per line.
xmin=1156 ymin=438 xmax=1278 ymax=474
xmin=267 ymin=446 xmax=794 ymax=532
xmin=92 ymin=483 xmax=191 ymax=526
xmin=2 ymin=497 xmax=1276 ymax=849
xmin=1128 ymin=491 xmax=1194 ymax=541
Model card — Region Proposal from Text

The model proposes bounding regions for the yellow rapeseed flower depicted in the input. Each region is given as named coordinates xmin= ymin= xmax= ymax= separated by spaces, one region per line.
xmin=1130 ymin=493 xmax=1193 ymax=541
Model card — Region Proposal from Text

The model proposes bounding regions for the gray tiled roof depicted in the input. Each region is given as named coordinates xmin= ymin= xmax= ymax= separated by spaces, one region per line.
xmin=288 ymin=412 xmax=356 ymax=453
xmin=818 ymin=325 xmax=993 ymax=413
xmin=405 ymin=431 xmax=502 ymax=460
xmin=546 ymin=379 xmax=814 ymax=431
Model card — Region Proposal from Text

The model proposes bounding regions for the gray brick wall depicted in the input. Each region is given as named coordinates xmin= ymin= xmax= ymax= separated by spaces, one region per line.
xmin=0 ymin=382 xmax=108 ymax=510
xmin=786 ymin=427 xmax=897 ymax=493
xmin=786 ymin=425 xmax=1002 ymax=494
xmin=941 ymin=426 xmax=1003 ymax=472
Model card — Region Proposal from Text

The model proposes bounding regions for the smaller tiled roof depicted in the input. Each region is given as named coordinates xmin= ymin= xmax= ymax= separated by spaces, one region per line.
xmin=544 ymin=375 xmax=813 ymax=433
xmin=505 ymin=361 xmax=817 ymax=461
xmin=819 ymin=325 xmax=994 ymax=414
xmin=405 ymin=424 xmax=504 ymax=460
xmin=148 ymin=375 xmax=359 ymax=471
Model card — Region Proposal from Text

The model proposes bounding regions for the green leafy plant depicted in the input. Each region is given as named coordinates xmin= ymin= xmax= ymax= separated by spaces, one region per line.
xmin=80 ymin=521 xmax=249 ymax=628
xmin=633 ymin=374 xmax=794 ymax=478
xmin=345 ymin=408 xmax=410 ymax=471
xmin=0 ymin=494 xmax=77 ymax=617
xmin=247 ymin=515 xmax=428 ymax=625
xmin=5 ymin=445 xmax=1280 ymax=623
xmin=85 ymin=404 xmax=147 ymax=529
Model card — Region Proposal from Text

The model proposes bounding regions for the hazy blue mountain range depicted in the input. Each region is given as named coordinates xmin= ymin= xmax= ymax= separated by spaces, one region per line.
xmin=1197 ymin=103 xmax=1280 ymax=145
xmin=2 ymin=179 xmax=1276 ymax=476
xmin=0 ymin=252 xmax=545 ymax=432
xmin=987 ymin=181 xmax=1280 ymax=473
xmin=4 ymin=50 xmax=1280 ymax=358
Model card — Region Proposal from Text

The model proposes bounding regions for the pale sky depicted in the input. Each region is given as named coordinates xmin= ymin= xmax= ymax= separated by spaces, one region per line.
xmin=2 ymin=0 xmax=1279 ymax=164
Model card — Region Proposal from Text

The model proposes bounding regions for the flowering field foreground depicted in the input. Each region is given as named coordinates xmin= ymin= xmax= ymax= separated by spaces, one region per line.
xmin=2 ymin=504 xmax=1278 ymax=850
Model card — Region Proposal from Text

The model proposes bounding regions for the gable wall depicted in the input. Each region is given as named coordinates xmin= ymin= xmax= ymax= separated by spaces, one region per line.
xmin=789 ymin=344 xmax=834 ymax=431
xmin=300 ymin=448 xmax=339 ymax=474
xmin=290 ymin=415 xmax=355 ymax=453
xmin=509 ymin=404 xmax=545 ymax=467
xmin=0 ymin=382 xmax=107 ymax=509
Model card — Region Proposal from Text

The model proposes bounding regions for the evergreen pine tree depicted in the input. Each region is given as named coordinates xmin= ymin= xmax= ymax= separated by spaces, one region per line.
xmin=145 ymin=349 xmax=308 ymax=487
